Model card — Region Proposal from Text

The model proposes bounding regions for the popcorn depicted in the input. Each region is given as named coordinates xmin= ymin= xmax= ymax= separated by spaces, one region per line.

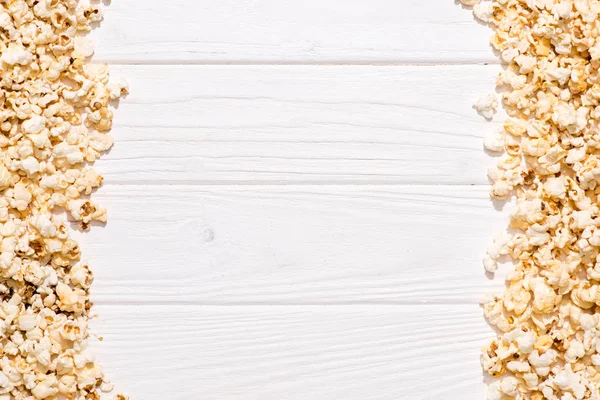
xmin=20 ymin=156 xmax=40 ymax=175
xmin=515 ymin=55 xmax=537 ymax=74
xmin=31 ymin=375 xmax=58 ymax=399
xmin=474 ymin=93 xmax=499 ymax=119
xmin=564 ymin=339 xmax=585 ymax=363
xmin=543 ymin=176 xmax=567 ymax=198
xmin=546 ymin=67 xmax=571 ymax=85
xmin=72 ymin=37 xmax=94 ymax=59
xmin=528 ymin=349 xmax=557 ymax=369
xmin=500 ymin=376 xmax=519 ymax=396
xmin=21 ymin=115 xmax=46 ymax=135
xmin=461 ymin=0 xmax=600 ymax=397
xmin=1 ymin=44 xmax=32 ymax=66
xmin=516 ymin=331 xmax=535 ymax=353
xmin=17 ymin=315 xmax=37 ymax=332
xmin=483 ymin=130 xmax=505 ymax=153
xmin=473 ymin=2 xmax=494 ymax=22
xmin=507 ymin=360 xmax=530 ymax=372
xmin=0 ymin=1 xmax=128 ymax=398
xmin=107 ymin=76 xmax=130 ymax=100
xmin=483 ymin=253 xmax=498 ymax=273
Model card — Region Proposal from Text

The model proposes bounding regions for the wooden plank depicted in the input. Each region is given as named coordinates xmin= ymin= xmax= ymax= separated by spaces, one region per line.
xmin=101 ymin=64 xmax=504 ymax=185
xmin=90 ymin=304 xmax=491 ymax=399
xmin=91 ymin=0 xmax=495 ymax=64
xmin=74 ymin=185 xmax=508 ymax=305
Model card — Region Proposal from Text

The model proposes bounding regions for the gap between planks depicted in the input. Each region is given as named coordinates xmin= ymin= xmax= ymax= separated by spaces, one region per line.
xmin=103 ymin=181 xmax=493 ymax=187
xmin=92 ymin=300 xmax=494 ymax=306
xmin=100 ymin=60 xmax=501 ymax=66
xmin=91 ymin=302 xmax=490 ymax=307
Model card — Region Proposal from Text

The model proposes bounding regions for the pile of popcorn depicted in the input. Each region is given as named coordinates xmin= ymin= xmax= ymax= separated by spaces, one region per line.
xmin=0 ymin=0 xmax=128 ymax=398
xmin=460 ymin=0 xmax=600 ymax=398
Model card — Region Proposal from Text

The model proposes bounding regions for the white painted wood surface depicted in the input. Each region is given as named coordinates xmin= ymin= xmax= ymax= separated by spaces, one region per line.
xmin=88 ymin=1 xmax=505 ymax=399
xmin=91 ymin=1 xmax=494 ymax=64
xmin=90 ymin=305 xmax=492 ymax=400
xmin=103 ymin=64 xmax=504 ymax=185
xmin=77 ymin=185 xmax=508 ymax=305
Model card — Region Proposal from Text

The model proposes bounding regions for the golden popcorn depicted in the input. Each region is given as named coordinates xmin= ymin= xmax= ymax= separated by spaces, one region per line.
xmin=462 ymin=0 xmax=600 ymax=398
xmin=0 ymin=0 xmax=127 ymax=398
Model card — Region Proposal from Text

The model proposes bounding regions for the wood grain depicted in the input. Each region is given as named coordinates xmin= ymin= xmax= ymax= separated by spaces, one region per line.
xmin=91 ymin=0 xmax=495 ymax=64
xmin=101 ymin=64 xmax=504 ymax=185
xmin=84 ymin=2 xmax=502 ymax=398
xmin=73 ymin=185 xmax=509 ymax=306
xmin=90 ymin=304 xmax=491 ymax=399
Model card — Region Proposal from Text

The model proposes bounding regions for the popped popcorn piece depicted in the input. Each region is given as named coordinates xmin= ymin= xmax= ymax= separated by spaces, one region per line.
xmin=1 ymin=44 xmax=32 ymax=65
xmin=107 ymin=76 xmax=130 ymax=100
xmin=500 ymin=376 xmax=519 ymax=396
xmin=17 ymin=315 xmax=36 ymax=332
xmin=474 ymin=2 xmax=494 ymax=22
xmin=483 ymin=253 xmax=498 ymax=273
xmin=483 ymin=130 xmax=506 ymax=153
xmin=474 ymin=93 xmax=499 ymax=119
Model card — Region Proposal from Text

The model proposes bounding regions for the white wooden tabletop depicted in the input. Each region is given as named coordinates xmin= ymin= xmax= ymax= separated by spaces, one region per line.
xmin=85 ymin=1 xmax=509 ymax=398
